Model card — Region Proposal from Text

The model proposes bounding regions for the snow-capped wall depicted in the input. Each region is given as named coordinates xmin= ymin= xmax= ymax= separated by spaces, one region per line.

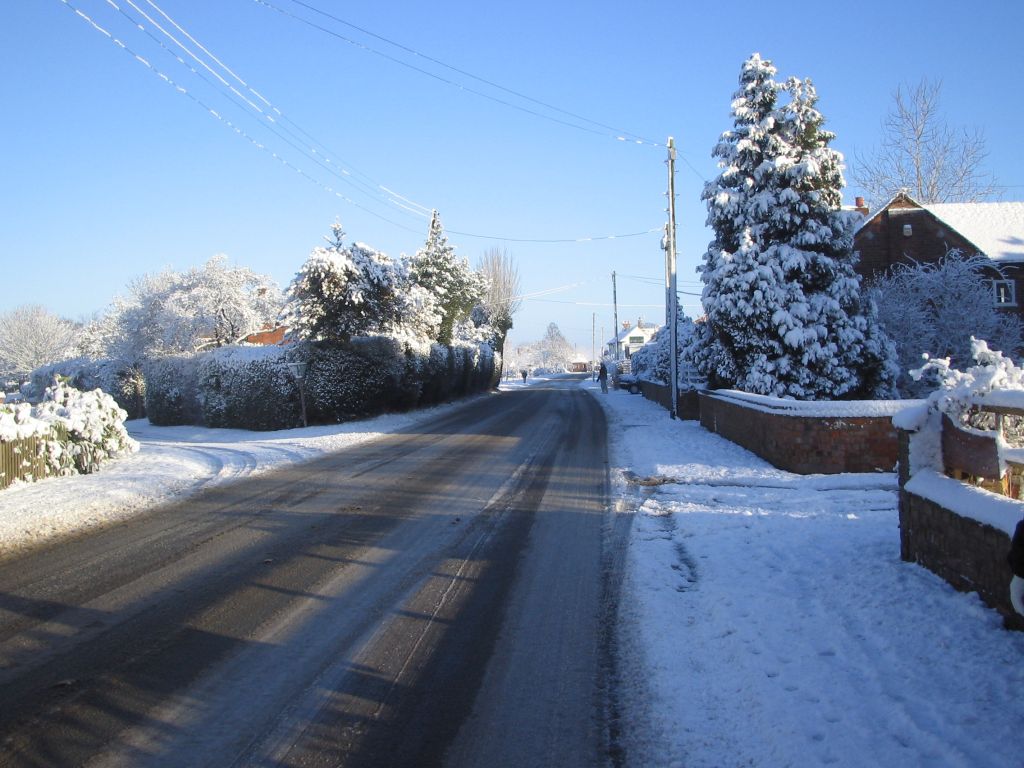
xmin=698 ymin=390 xmax=913 ymax=474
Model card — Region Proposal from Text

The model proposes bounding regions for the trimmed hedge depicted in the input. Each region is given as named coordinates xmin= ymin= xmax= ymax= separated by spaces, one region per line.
xmin=144 ymin=355 xmax=203 ymax=426
xmin=140 ymin=336 xmax=497 ymax=431
xmin=199 ymin=347 xmax=302 ymax=431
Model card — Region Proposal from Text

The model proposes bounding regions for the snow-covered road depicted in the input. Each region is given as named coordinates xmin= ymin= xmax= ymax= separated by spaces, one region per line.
xmin=2 ymin=378 xmax=1023 ymax=767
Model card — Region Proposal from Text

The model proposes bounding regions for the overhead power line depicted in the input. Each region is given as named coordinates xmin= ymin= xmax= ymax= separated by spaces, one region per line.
xmin=253 ymin=0 xmax=671 ymax=150
xmin=120 ymin=0 xmax=434 ymax=221
xmin=271 ymin=0 xmax=663 ymax=148
xmin=56 ymin=0 xmax=665 ymax=246
xmin=56 ymin=0 xmax=429 ymax=236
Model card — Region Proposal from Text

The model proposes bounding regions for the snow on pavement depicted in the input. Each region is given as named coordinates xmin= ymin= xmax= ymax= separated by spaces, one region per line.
xmin=588 ymin=381 xmax=1024 ymax=768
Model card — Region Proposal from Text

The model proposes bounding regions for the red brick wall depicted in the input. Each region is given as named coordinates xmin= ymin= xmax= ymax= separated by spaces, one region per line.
xmin=896 ymin=432 xmax=1024 ymax=629
xmin=698 ymin=392 xmax=898 ymax=474
xmin=638 ymin=381 xmax=700 ymax=420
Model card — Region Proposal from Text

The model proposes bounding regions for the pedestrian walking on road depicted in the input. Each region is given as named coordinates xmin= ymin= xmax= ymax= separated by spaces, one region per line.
xmin=598 ymin=362 xmax=608 ymax=394
xmin=521 ymin=369 xmax=528 ymax=383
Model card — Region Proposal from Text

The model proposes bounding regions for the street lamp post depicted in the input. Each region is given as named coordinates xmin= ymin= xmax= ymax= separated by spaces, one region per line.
xmin=286 ymin=361 xmax=309 ymax=428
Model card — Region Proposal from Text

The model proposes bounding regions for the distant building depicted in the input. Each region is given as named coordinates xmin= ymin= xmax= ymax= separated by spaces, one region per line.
xmin=568 ymin=356 xmax=591 ymax=373
xmin=244 ymin=326 xmax=289 ymax=345
xmin=606 ymin=318 xmax=660 ymax=360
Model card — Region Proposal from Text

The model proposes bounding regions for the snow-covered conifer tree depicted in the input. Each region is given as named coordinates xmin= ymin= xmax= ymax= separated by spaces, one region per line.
xmin=406 ymin=211 xmax=487 ymax=345
xmin=695 ymin=53 xmax=896 ymax=399
xmin=284 ymin=223 xmax=407 ymax=343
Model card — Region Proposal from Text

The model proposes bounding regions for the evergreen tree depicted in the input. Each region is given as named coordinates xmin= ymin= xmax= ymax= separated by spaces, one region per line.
xmin=284 ymin=223 xmax=406 ymax=344
xmin=695 ymin=53 xmax=896 ymax=399
xmin=406 ymin=211 xmax=487 ymax=345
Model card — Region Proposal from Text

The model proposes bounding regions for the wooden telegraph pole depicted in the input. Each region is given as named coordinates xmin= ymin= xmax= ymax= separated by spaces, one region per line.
xmin=666 ymin=137 xmax=680 ymax=419
xmin=612 ymin=271 xmax=621 ymax=361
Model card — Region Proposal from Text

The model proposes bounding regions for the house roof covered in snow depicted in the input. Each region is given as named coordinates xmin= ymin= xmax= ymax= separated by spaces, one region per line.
xmin=921 ymin=201 xmax=1024 ymax=263
xmin=856 ymin=192 xmax=1024 ymax=263
xmin=607 ymin=321 xmax=660 ymax=346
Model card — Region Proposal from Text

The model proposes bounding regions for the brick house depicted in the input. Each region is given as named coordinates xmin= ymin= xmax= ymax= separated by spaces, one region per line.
xmin=852 ymin=191 xmax=1024 ymax=317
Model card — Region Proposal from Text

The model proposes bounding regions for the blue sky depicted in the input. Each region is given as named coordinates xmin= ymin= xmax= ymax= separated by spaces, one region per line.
xmin=3 ymin=0 xmax=1023 ymax=355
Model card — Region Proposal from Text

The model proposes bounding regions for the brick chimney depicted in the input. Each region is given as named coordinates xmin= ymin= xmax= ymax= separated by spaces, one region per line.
xmin=854 ymin=196 xmax=869 ymax=216
xmin=622 ymin=320 xmax=632 ymax=331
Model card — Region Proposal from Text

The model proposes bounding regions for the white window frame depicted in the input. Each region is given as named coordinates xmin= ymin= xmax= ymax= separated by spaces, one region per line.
xmin=992 ymin=279 xmax=1017 ymax=308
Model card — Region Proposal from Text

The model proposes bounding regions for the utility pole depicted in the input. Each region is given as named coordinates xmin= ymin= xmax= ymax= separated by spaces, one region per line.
xmin=663 ymin=223 xmax=672 ymax=330
xmin=591 ymin=312 xmax=596 ymax=373
xmin=666 ymin=137 xmax=680 ymax=420
xmin=612 ymin=270 xmax=621 ymax=360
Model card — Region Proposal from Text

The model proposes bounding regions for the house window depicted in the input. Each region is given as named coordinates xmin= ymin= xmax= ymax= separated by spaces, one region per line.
xmin=628 ymin=335 xmax=645 ymax=344
xmin=993 ymin=280 xmax=1017 ymax=307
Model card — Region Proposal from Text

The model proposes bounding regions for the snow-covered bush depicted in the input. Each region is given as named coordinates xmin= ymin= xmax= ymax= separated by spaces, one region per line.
xmin=198 ymin=346 xmax=301 ymax=431
xmin=694 ymin=53 xmax=896 ymax=399
xmin=871 ymin=250 xmax=1022 ymax=397
xmin=28 ymin=357 xmax=144 ymax=417
xmin=32 ymin=382 xmax=139 ymax=474
xmin=144 ymin=355 xmax=203 ymax=426
xmin=1 ymin=381 xmax=138 ymax=484
xmin=912 ymin=338 xmax=1024 ymax=425
xmin=631 ymin=314 xmax=698 ymax=388
xmin=895 ymin=338 xmax=1024 ymax=475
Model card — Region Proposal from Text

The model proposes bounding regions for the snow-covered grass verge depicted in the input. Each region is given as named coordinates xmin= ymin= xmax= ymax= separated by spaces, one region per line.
xmin=0 ymin=395 xmax=488 ymax=558
xmin=586 ymin=381 xmax=1024 ymax=768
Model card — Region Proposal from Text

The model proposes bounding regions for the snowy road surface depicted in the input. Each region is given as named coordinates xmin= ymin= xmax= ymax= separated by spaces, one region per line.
xmin=3 ymin=376 xmax=1024 ymax=767
xmin=0 ymin=378 xmax=618 ymax=766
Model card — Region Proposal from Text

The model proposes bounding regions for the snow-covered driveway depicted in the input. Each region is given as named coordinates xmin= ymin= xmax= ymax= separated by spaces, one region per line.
xmin=591 ymin=382 xmax=1024 ymax=768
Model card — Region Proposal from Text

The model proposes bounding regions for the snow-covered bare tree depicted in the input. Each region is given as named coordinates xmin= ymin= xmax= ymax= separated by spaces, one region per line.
xmin=83 ymin=257 xmax=283 ymax=366
xmin=171 ymin=255 xmax=283 ymax=349
xmin=0 ymin=305 xmax=77 ymax=379
xmin=694 ymin=53 xmax=897 ymax=399
xmin=870 ymin=249 xmax=1021 ymax=396
xmin=283 ymin=223 xmax=413 ymax=344
xmin=537 ymin=322 xmax=574 ymax=370
xmin=406 ymin=211 xmax=487 ymax=345
xmin=476 ymin=247 xmax=522 ymax=357
xmin=852 ymin=79 xmax=997 ymax=208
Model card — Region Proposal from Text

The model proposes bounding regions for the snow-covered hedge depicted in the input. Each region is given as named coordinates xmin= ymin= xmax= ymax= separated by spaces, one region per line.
xmin=139 ymin=337 xmax=497 ymax=431
xmin=144 ymin=355 xmax=204 ymax=426
xmin=0 ymin=381 xmax=138 ymax=487
xmin=199 ymin=346 xmax=301 ymax=431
